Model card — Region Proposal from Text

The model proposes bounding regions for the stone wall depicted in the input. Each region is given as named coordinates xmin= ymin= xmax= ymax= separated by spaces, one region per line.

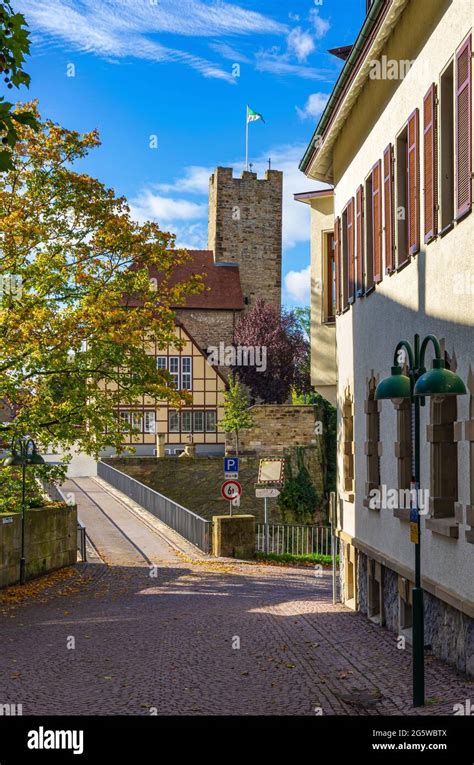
xmin=226 ymin=405 xmax=317 ymax=455
xmin=0 ymin=504 xmax=77 ymax=588
xmin=208 ymin=167 xmax=282 ymax=310
xmin=354 ymin=550 xmax=474 ymax=677
xmin=174 ymin=308 xmax=239 ymax=356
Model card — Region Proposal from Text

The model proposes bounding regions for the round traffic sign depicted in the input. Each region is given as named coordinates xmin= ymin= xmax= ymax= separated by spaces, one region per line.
xmin=221 ymin=480 xmax=242 ymax=500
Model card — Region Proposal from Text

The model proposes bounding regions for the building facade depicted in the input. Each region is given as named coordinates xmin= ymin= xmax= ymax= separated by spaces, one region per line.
xmin=300 ymin=0 xmax=474 ymax=675
xmin=103 ymin=324 xmax=226 ymax=457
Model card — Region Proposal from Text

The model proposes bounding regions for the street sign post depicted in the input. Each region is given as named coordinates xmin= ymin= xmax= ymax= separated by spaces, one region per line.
xmin=221 ymin=479 xmax=242 ymax=516
xmin=224 ymin=456 xmax=239 ymax=478
xmin=255 ymin=487 xmax=280 ymax=498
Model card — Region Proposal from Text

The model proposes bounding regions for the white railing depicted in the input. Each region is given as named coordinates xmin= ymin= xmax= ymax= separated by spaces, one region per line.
xmin=256 ymin=524 xmax=335 ymax=557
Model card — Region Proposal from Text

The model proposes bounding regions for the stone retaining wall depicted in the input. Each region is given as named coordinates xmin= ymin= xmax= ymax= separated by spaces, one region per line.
xmin=0 ymin=504 xmax=77 ymax=588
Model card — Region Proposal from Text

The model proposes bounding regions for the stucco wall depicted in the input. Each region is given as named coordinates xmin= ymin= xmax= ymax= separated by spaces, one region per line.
xmin=332 ymin=0 xmax=474 ymax=607
xmin=309 ymin=195 xmax=337 ymax=405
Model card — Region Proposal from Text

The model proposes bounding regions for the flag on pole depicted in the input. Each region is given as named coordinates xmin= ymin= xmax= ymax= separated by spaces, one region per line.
xmin=247 ymin=105 xmax=265 ymax=124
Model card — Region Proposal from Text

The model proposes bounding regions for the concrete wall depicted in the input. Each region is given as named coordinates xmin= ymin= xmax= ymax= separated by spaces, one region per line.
xmin=0 ymin=504 xmax=77 ymax=587
xmin=208 ymin=167 xmax=283 ymax=310
xmin=332 ymin=0 xmax=474 ymax=610
xmin=226 ymin=405 xmax=317 ymax=455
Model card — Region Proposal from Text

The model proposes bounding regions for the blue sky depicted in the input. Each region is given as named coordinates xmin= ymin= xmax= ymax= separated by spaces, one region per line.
xmin=15 ymin=0 xmax=364 ymax=307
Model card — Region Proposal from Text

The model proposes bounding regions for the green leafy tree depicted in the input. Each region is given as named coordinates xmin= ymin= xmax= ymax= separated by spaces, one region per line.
xmin=0 ymin=1 xmax=37 ymax=170
xmin=0 ymin=103 xmax=202 ymax=459
xmin=219 ymin=376 xmax=254 ymax=455
xmin=0 ymin=462 xmax=67 ymax=513
xmin=277 ymin=447 xmax=319 ymax=523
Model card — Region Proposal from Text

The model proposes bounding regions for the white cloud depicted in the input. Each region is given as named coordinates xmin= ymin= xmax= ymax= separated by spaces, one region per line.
xmin=17 ymin=0 xmax=286 ymax=82
xmin=209 ymin=42 xmax=251 ymax=64
xmin=156 ymin=166 xmax=213 ymax=194
xmin=255 ymin=49 xmax=330 ymax=80
xmin=296 ymin=92 xmax=330 ymax=120
xmin=284 ymin=265 xmax=311 ymax=305
xmin=129 ymin=144 xmax=329 ymax=255
xmin=309 ymin=9 xmax=331 ymax=40
xmin=287 ymin=27 xmax=315 ymax=63
xmin=129 ymin=191 xmax=207 ymax=225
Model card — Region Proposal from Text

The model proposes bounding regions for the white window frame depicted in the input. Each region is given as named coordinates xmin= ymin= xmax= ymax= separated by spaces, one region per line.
xmin=156 ymin=356 xmax=168 ymax=371
xmin=144 ymin=411 xmax=156 ymax=434
xmin=181 ymin=356 xmax=192 ymax=390
xmin=205 ymin=410 xmax=217 ymax=433
xmin=181 ymin=410 xmax=192 ymax=433
xmin=169 ymin=410 xmax=179 ymax=433
xmin=193 ymin=410 xmax=204 ymax=432
xmin=169 ymin=357 xmax=180 ymax=388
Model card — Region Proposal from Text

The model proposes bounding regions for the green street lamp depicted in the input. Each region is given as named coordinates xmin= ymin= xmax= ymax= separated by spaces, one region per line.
xmin=2 ymin=436 xmax=45 ymax=585
xmin=375 ymin=334 xmax=466 ymax=707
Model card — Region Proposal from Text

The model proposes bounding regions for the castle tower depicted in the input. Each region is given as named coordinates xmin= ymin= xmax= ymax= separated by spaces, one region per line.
xmin=208 ymin=167 xmax=283 ymax=309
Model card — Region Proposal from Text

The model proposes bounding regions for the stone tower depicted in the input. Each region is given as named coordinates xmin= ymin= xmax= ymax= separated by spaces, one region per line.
xmin=208 ymin=167 xmax=283 ymax=309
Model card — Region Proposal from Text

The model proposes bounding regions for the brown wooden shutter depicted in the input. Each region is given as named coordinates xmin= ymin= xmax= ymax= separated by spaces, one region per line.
xmin=334 ymin=216 xmax=341 ymax=314
xmin=407 ymin=108 xmax=420 ymax=255
xmin=372 ymin=159 xmax=382 ymax=282
xmin=326 ymin=232 xmax=335 ymax=319
xmin=455 ymin=34 xmax=471 ymax=219
xmin=356 ymin=185 xmax=364 ymax=294
xmin=383 ymin=144 xmax=394 ymax=272
xmin=423 ymin=84 xmax=438 ymax=242
xmin=347 ymin=197 xmax=355 ymax=303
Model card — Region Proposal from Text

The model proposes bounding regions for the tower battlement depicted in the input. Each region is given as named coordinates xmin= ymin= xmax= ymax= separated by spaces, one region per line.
xmin=208 ymin=166 xmax=283 ymax=310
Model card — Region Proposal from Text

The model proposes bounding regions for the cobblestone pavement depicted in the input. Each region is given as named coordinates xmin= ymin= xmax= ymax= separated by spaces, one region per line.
xmin=0 ymin=559 xmax=472 ymax=716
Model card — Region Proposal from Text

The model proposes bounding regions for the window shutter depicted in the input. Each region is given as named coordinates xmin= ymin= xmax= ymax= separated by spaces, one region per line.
xmin=383 ymin=144 xmax=394 ymax=272
xmin=372 ymin=159 xmax=382 ymax=283
xmin=423 ymin=84 xmax=438 ymax=242
xmin=347 ymin=197 xmax=355 ymax=303
xmin=356 ymin=185 xmax=364 ymax=295
xmin=455 ymin=34 xmax=471 ymax=219
xmin=407 ymin=108 xmax=420 ymax=255
xmin=334 ymin=216 xmax=341 ymax=314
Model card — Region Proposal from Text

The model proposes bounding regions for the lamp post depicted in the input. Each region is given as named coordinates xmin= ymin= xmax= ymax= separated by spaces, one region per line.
xmin=3 ymin=436 xmax=45 ymax=585
xmin=375 ymin=334 xmax=466 ymax=707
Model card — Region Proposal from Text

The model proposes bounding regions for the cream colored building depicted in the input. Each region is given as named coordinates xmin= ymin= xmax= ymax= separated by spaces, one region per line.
xmin=103 ymin=324 xmax=226 ymax=456
xmin=300 ymin=0 xmax=474 ymax=676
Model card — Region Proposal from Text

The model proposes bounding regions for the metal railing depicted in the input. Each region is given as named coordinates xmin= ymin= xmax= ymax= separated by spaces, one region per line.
xmin=256 ymin=524 xmax=335 ymax=557
xmin=98 ymin=461 xmax=212 ymax=554
xmin=40 ymin=479 xmax=87 ymax=563
xmin=77 ymin=520 xmax=87 ymax=562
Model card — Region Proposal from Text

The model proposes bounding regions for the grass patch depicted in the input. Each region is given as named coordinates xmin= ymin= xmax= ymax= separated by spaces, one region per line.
xmin=255 ymin=551 xmax=338 ymax=567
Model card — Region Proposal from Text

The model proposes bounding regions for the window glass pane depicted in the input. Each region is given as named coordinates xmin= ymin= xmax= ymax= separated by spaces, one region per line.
xmin=132 ymin=413 xmax=143 ymax=431
xmin=169 ymin=357 xmax=179 ymax=387
xmin=144 ymin=411 xmax=155 ymax=433
xmin=169 ymin=411 xmax=179 ymax=432
xmin=181 ymin=357 xmax=192 ymax=390
xmin=181 ymin=411 xmax=192 ymax=432
xmin=193 ymin=411 xmax=204 ymax=432
xmin=156 ymin=357 xmax=167 ymax=370
xmin=119 ymin=411 xmax=131 ymax=431
xmin=205 ymin=411 xmax=216 ymax=432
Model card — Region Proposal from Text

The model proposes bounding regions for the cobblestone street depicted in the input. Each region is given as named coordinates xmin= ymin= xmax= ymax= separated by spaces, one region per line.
xmin=0 ymin=555 xmax=472 ymax=716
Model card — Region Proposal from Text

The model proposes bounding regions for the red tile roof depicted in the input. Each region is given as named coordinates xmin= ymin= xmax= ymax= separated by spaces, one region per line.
xmin=150 ymin=250 xmax=244 ymax=310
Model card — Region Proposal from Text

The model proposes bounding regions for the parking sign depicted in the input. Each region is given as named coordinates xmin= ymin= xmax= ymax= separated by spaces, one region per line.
xmin=224 ymin=457 xmax=239 ymax=478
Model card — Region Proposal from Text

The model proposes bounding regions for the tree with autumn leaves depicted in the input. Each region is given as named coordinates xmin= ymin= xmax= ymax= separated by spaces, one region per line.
xmin=0 ymin=103 xmax=202 ymax=458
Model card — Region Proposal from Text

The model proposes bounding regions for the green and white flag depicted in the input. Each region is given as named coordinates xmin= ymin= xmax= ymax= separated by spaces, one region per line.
xmin=247 ymin=106 xmax=265 ymax=124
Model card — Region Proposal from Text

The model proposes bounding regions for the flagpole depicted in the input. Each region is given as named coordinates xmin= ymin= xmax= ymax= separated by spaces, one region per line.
xmin=245 ymin=106 xmax=249 ymax=171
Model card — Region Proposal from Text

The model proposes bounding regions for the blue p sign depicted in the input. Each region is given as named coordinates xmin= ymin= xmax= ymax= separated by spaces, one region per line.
xmin=224 ymin=457 xmax=239 ymax=474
